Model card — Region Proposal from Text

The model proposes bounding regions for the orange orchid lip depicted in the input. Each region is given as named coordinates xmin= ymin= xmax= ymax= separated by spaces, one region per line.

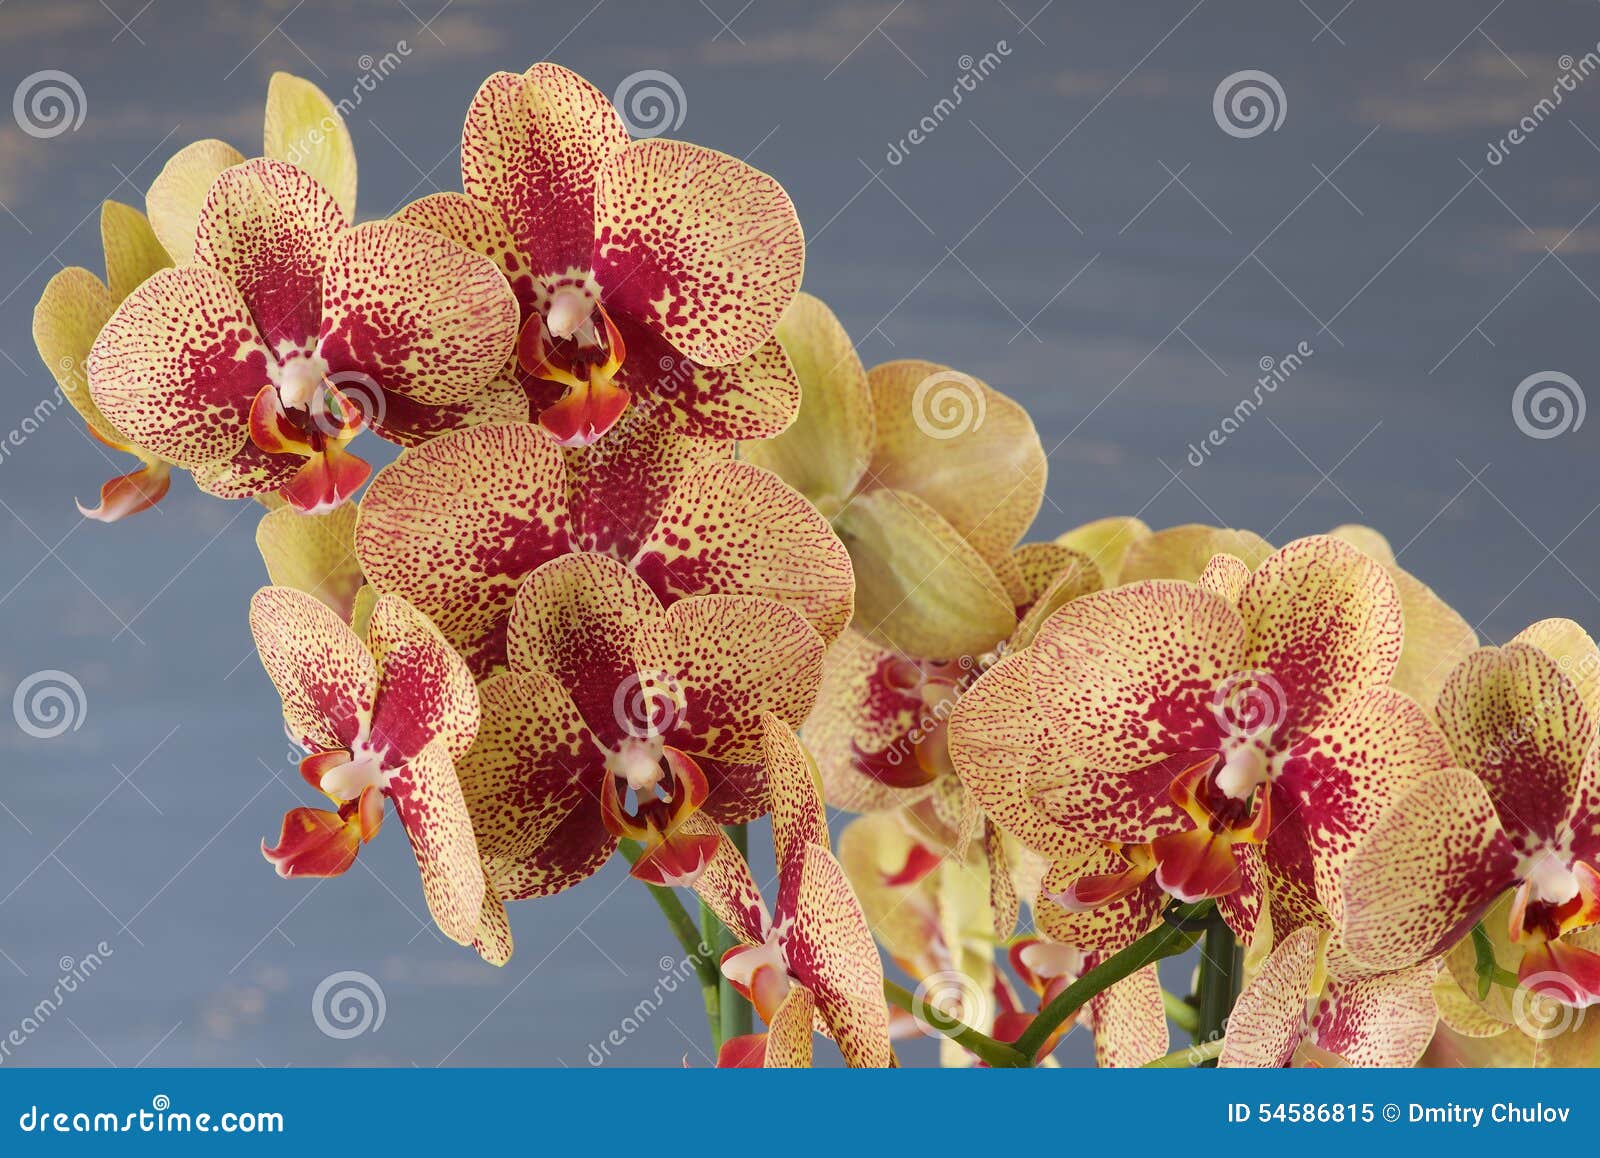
xmin=519 ymin=299 xmax=631 ymax=445
xmin=601 ymin=745 xmax=719 ymax=887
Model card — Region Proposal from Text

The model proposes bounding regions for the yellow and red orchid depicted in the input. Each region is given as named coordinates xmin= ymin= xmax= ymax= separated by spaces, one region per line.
xmin=694 ymin=717 xmax=895 ymax=1068
xmin=399 ymin=61 xmax=804 ymax=447
xmin=746 ymin=293 xmax=1047 ymax=659
xmin=88 ymin=156 xmax=520 ymax=513
xmin=249 ymin=586 xmax=506 ymax=960
xmin=1218 ymin=927 xmax=1438 ymax=1068
xmin=1340 ymin=621 xmax=1600 ymax=1007
xmin=998 ymin=933 xmax=1169 ymax=1068
xmin=453 ymin=552 xmax=824 ymax=896
xmin=949 ymin=534 xmax=1453 ymax=944
xmin=32 ymin=200 xmax=175 ymax=521
xmin=255 ymin=500 xmax=365 ymax=625
xmin=354 ymin=418 xmax=852 ymax=679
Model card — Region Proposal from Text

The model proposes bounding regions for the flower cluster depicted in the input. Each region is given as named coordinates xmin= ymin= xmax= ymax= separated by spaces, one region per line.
xmin=33 ymin=64 xmax=1598 ymax=1069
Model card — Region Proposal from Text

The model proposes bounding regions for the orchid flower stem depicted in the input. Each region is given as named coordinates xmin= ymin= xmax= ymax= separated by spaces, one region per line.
xmin=618 ymin=839 xmax=721 ymax=1044
xmin=1143 ymin=1037 xmax=1226 ymax=1068
xmin=1193 ymin=918 xmax=1241 ymax=1066
xmin=711 ymin=824 xmax=753 ymax=1047
xmin=1009 ymin=900 xmax=1216 ymax=1066
xmin=881 ymin=980 xmax=1029 ymax=1069
xmin=1162 ymin=988 xmax=1201 ymax=1034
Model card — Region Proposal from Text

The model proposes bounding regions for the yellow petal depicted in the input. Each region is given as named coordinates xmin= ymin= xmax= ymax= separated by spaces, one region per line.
xmin=743 ymin=292 xmax=873 ymax=512
xmin=145 ymin=138 xmax=245 ymax=264
xmin=255 ymin=503 xmax=364 ymax=624
xmin=393 ymin=739 xmax=486 ymax=946
xmin=835 ymin=488 xmax=1015 ymax=658
xmin=763 ymin=984 xmax=816 ymax=1068
xmin=1055 ymin=516 xmax=1151 ymax=586
xmin=1119 ymin=523 xmax=1273 ymax=583
xmin=264 ymin=72 xmax=358 ymax=223
xmin=100 ymin=200 xmax=171 ymax=302
xmin=865 ymin=359 xmax=1046 ymax=568
xmin=32 ymin=266 xmax=124 ymax=446
xmin=764 ymin=715 xmax=829 ymax=864
xmin=1514 ymin=618 xmax=1600 ymax=718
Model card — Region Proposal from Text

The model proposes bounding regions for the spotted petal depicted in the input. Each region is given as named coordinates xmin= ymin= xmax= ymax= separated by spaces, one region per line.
xmin=783 ymin=843 xmax=894 ymax=1068
xmin=1089 ymin=966 xmax=1169 ymax=1067
xmin=765 ymin=715 xmax=829 ymax=866
xmin=250 ymin=585 xmax=376 ymax=751
xmin=88 ymin=265 xmax=276 ymax=472
xmin=263 ymin=72 xmax=358 ymax=223
xmin=633 ymin=459 xmax=853 ymax=646
xmin=1219 ymin=926 xmax=1319 ymax=1068
xmin=356 ymin=423 xmax=571 ymax=678
xmin=318 ymin=221 xmax=519 ymax=409
xmin=688 ymin=815 xmax=771 ymax=944
xmin=460 ymin=64 xmax=629 ymax=280
xmin=764 ymin=984 xmax=817 ymax=1068
xmin=367 ymin=594 xmax=478 ymax=763
xmin=1339 ymin=768 xmax=1519 ymax=973
xmin=389 ymin=739 xmax=486 ymax=945
xmin=194 ymin=158 xmax=344 ymax=351
xmin=1437 ymin=642 xmax=1589 ymax=855
xmin=1314 ymin=960 xmax=1439 ymax=1067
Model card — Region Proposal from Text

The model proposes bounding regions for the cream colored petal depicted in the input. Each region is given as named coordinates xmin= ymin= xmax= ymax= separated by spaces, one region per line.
xmin=1119 ymin=524 xmax=1273 ymax=584
xmin=1056 ymin=516 xmax=1151 ymax=587
xmin=100 ymin=200 xmax=171 ymax=301
xmin=255 ymin=504 xmax=364 ymax=623
xmin=145 ymin=138 xmax=245 ymax=264
xmin=264 ymin=72 xmax=358 ymax=222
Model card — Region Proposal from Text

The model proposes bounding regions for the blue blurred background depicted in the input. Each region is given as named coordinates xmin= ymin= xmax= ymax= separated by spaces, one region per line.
xmin=1 ymin=0 xmax=1597 ymax=1065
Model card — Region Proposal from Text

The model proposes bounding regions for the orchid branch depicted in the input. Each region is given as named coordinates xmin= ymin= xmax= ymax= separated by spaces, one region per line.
xmin=881 ymin=979 xmax=1029 ymax=1068
xmin=619 ymin=839 xmax=721 ymax=1044
xmin=1009 ymin=900 xmax=1216 ymax=1064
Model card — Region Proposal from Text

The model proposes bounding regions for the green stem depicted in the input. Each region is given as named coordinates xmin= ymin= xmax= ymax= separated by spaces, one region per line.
xmin=619 ymin=839 xmax=720 ymax=1044
xmin=882 ymin=980 xmax=1029 ymax=1068
xmin=1143 ymin=1037 xmax=1225 ymax=1068
xmin=1162 ymin=988 xmax=1200 ymax=1034
xmin=708 ymin=824 xmax=752 ymax=1047
xmin=1193 ymin=919 xmax=1240 ymax=1066
xmin=1009 ymin=900 xmax=1215 ymax=1065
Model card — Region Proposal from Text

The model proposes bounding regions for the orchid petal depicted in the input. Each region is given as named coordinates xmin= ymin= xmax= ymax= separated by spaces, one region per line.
xmin=263 ymin=72 xmax=358 ymax=223
xmin=145 ymin=138 xmax=245 ymax=264
xmin=100 ymin=199 xmax=171 ymax=302
xmin=1055 ymin=516 xmax=1152 ymax=586
xmin=593 ymin=138 xmax=802 ymax=367
xmin=1119 ymin=524 xmax=1272 ymax=584
xmin=255 ymin=503 xmax=364 ymax=623
xmin=389 ymin=739 xmax=486 ymax=945
xmin=765 ymin=715 xmax=829 ymax=866
xmin=1089 ymin=965 xmax=1169 ymax=1067
xmin=763 ymin=984 xmax=816 ymax=1068
xmin=33 ymin=266 xmax=123 ymax=446
xmin=367 ymin=593 xmax=478 ymax=762
xmin=249 ymin=585 xmax=376 ymax=750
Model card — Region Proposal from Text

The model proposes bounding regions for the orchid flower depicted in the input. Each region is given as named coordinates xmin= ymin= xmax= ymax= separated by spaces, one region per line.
xmin=250 ymin=587 xmax=509 ymax=963
xmin=402 ymin=61 xmax=804 ymax=447
xmin=453 ymin=551 xmax=824 ymax=896
xmin=88 ymin=156 xmax=520 ymax=512
xmin=1340 ymin=622 xmax=1600 ymax=1007
xmin=949 ymin=535 xmax=1453 ymax=944
xmin=1218 ymin=927 xmax=1438 ymax=1068
xmin=695 ymin=717 xmax=895 ymax=1068
xmin=32 ymin=201 xmax=174 ymax=521
xmin=838 ymin=809 xmax=1003 ymax=1066
xmin=354 ymin=418 xmax=852 ymax=679
xmin=745 ymin=293 xmax=1047 ymax=659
